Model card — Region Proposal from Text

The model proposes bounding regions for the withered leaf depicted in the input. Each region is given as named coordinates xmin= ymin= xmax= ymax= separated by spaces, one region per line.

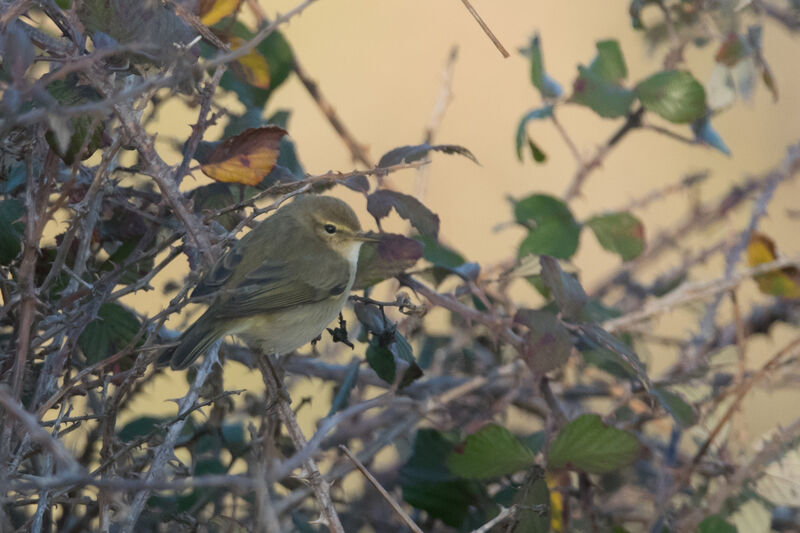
xmin=198 ymin=126 xmax=286 ymax=186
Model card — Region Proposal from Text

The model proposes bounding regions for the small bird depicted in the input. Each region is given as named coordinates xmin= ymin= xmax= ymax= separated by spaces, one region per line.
xmin=158 ymin=194 xmax=375 ymax=370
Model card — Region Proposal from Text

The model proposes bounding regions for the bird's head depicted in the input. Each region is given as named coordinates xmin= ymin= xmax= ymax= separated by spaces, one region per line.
xmin=288 ymin=195 xmax=377 ymax=260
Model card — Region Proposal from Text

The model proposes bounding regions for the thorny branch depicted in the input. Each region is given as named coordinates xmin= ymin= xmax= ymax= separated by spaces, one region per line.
xmin=2 ymin=1 xmax=800 ymax=531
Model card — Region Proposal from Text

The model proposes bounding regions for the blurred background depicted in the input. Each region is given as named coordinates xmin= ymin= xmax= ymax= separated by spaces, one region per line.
xmin=124 ymin=0 xmax=800 ymax=455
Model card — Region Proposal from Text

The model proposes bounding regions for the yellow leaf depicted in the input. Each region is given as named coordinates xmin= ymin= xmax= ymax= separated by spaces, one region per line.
xmin=199 ymin=126 xmax=286 ymax=186
xmin=199 ymin=0 xmax=241 ymax=26
xmin=229 ymin=36 xmax=271 ymax=89
xmin=747 ymin=233 xmax=800 ymax=298
xmin=546 ymin=473 xmax=564 ymax=532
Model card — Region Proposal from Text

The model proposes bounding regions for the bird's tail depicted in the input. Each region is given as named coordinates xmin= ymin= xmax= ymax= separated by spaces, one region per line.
xmin=157 ymin=314 xmax=224 ymax=370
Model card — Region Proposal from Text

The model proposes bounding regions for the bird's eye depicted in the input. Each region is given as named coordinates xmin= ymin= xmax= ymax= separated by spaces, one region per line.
xmin=324 ymin=224 xmax=337 ymax=234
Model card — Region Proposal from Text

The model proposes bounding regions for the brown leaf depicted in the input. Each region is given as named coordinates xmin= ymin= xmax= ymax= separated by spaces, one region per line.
xmin=199 ymin=126 xmax=286 ymax=186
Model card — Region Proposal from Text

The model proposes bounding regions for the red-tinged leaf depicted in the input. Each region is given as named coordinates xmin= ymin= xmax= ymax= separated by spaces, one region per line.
xmin=354 ymin=233 xmax=423 ymax=290
xmin=515 ymin=309 xmax=573 ymax=373
xmin=715 ymin=33 xmax=750 ymax=67
xmin=198 ymin=126 xmax=286 ymax=186
xmin=569 ymin=66 xmax=635 ymax=119
xmin=585 ymin=212 xmax=646 ymax=261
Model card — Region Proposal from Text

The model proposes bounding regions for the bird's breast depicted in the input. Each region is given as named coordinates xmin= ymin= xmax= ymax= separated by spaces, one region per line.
xmin=234 ymin=283 xmax=353 ymax=355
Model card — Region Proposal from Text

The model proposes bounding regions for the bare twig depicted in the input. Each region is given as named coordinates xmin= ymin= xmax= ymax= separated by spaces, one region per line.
xmin=416 ymin=45 xmax=459 ymax=199
xmin=256 ymin=356 xmax=345 ymax=533
xmin=291 ymin=59 xmax=374 ymax=168
xmin=551 ymin=110 xmax=582 ymax=165
xmin=118 ymin=344 xmax=221 ymax=532
xmin=0 ymin=385 xmax=83 ymax=474
xmin=457 ymin=0 xmax=510 ymax=57
xmin=563 ymin=107 xmax=644 ymax=201
xmin=603 ymin=254 xmax=800 ymax=332
xmin=339 ymin=445 xmax=424 ymax=533
xmin=471 ymin=505 xmax=517 ymax=533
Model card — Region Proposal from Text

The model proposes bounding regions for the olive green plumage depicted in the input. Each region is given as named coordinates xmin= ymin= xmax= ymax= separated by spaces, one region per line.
xmin=159 ymin=195 xmax=371 ymax=370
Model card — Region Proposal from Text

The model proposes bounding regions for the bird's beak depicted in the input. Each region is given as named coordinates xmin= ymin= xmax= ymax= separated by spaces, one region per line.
xmin=354 ymin=231 xmax=381 ymax=243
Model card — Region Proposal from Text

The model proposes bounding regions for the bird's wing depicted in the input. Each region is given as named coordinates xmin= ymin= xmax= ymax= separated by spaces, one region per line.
xmin=191 ymin=222 xmax=287 ymax=300
xmin=191 ymin=244 xmax=245 ymax=299
xmin=212 ymin=251 xmax=352 ymax=318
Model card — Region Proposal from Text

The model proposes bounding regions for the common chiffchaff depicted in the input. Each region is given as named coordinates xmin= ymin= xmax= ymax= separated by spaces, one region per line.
xmin=158 ymin=194 xmax=374 ymax=370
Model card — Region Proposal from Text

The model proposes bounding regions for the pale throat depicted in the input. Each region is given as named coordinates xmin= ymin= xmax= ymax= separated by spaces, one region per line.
xmin=343 ymin=241 xmax=363 ymax=270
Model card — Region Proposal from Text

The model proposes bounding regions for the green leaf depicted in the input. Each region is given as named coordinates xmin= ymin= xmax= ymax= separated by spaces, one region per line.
xmin=391 ymin=333 xmax=424 ymax=388
xmin=221 ymin=422 xmax=247 ymax=456
xmin=527 ymin=34 xmax=562 ymax=99
xmin=327 ymin=359 xmax=360 ymax=416
xmin=514 ymin=309 xmax=574 ymax=373
xmin=653 ymin=387 xmax=698 ymax=428
xmin=78 ymin=0 xmax=194 ymax=54
xmin=0 ymin=198 xmax=24 ymax=265
xmin=635 ymin=70 xmax=707 ymax=123
xmin=692 ymin=116 xmax=731 ymax=156
xmin=45 ymin=76 xmax=106 ymax=164
xmin=515 ymin=106 xmax=553 ymax=162
xmin=512 ymin=474 xmax=551 ymax=533
xmin=589 ymin=40 xmax=628 ymax=84
xmin=698 ymin=515 xmax=738 ymax=533
xmin=577 ymin=324 xmax=652 ymax=391
xmin=515 ymin=194 xmax=581 ymax=260
xmin=78 ymin=303 xmax=140 ymax=364
xmin=585 ymin=212 xmax=646 ymax=261
xmin=118 ymin=416 xmax=165 ymax=442
xmin=526 ymin=138 xmax=547 ymax=163
xmin=547 ymin=414 xmax=641 ymax=474
xmin=415 ymin=233 xmax=464 ymax=268
xmin=190 ymin=182 xmax=242 ymax=232
xmin=569 ymin=66 xmax=635 ymax=118
xmin=1 ymin=163 xmax=26 ymax=194
xmin=447 ymin=424 xmax=535 ymax=479
xmin=365 ymin=342 xmax=396 ymax=384
xmin=539 ymin=256 xmax=588 ymax=319
xmin=415 ymin=234 xmax=477 ymax=286
xmin=401 ymin=429 xmax=475 ymax=527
